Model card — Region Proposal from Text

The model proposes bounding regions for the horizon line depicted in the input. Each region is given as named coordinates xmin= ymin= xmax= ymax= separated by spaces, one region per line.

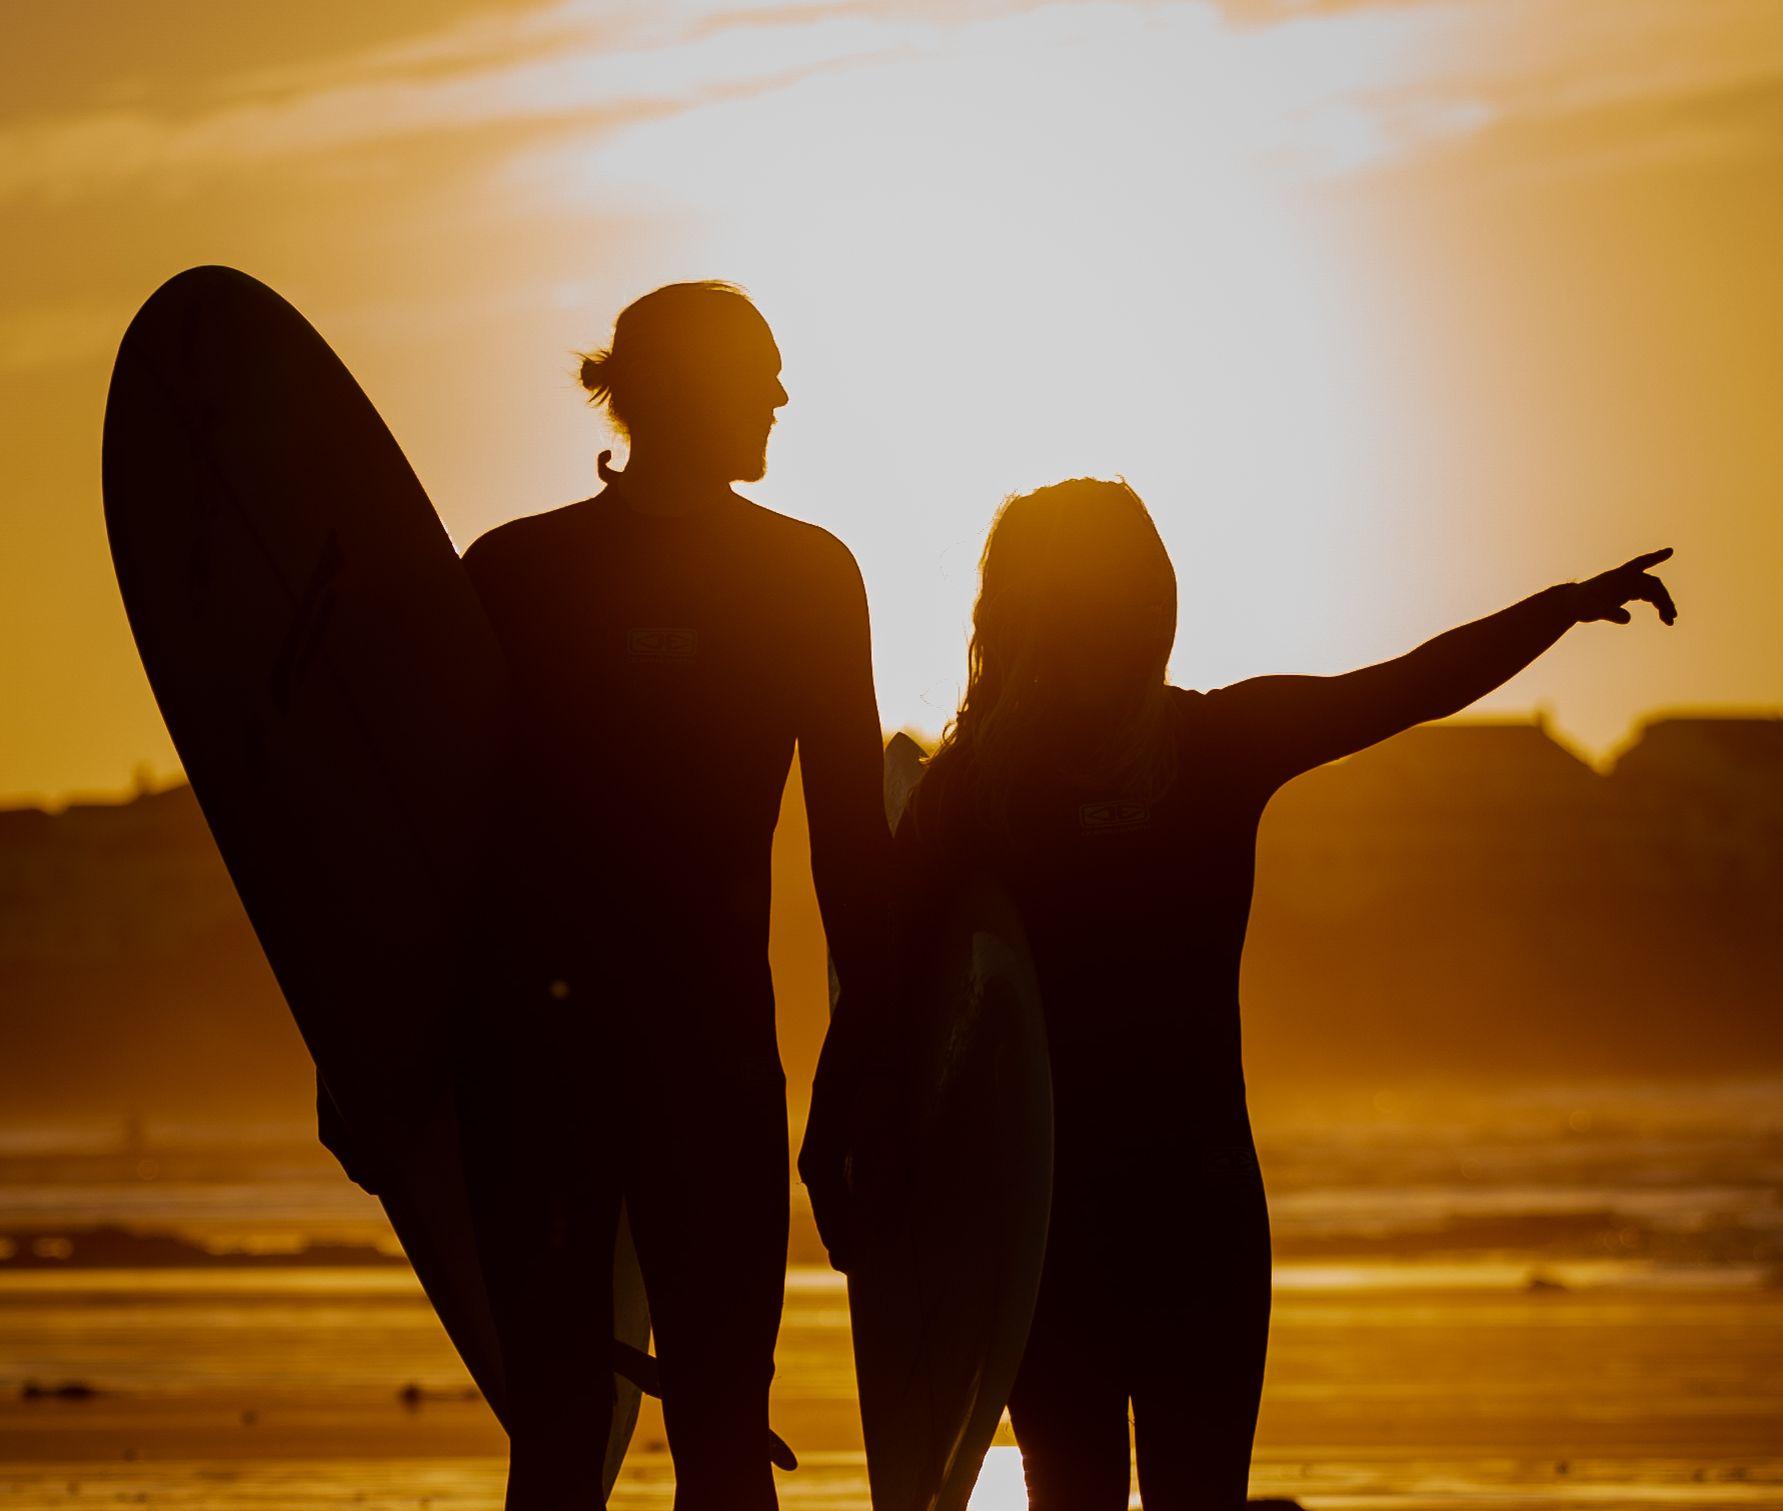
xmin=5 ymin=701 xmax=1778 ymax=817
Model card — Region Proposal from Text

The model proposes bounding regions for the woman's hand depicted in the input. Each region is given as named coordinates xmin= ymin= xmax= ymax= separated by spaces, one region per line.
xmin=1571 ymin=548 xmax=1677 ymax=626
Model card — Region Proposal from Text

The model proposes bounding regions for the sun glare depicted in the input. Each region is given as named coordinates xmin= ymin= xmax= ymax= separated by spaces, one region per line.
xmin=966 ymin=1445 xmax=1031 ymax=1511
xmin=516 ymin=4 xmax=1373 ymax=723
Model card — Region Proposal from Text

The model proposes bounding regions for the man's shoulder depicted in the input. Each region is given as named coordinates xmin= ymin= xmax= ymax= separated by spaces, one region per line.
xmin=461 ymin=500 xmax=594 ymax=578
xmin=728 ymin=495 xmax=863 ymax=586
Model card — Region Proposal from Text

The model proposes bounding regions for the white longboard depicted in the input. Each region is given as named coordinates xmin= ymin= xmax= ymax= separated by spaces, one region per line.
xmin=834 ymin=732 xmax=1054 ymax=1511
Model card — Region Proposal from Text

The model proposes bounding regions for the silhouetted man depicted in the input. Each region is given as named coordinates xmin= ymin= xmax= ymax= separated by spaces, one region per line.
xmin=457 ymin=282 xmax=891 ymax=1511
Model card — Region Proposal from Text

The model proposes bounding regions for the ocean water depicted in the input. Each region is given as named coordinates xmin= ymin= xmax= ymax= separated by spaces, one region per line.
xmin=2 ymin=1086 xmax=1780 ymax=1510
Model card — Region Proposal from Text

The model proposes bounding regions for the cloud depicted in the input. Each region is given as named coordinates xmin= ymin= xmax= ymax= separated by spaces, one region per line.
xmin=1299 ymin=0 xmax=1783 ymax=176
xmin=0 ymin=0 xmax=954 ymax=203
xmin=0 ymin=0 xmax=1775 ymax=208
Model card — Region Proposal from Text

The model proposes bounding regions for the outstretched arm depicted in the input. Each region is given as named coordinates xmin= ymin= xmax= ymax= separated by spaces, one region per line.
xmin=1212 ymin=549 xmax=1677 ymax=790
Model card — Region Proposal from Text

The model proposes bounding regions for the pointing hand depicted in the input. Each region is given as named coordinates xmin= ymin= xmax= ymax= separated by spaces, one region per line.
xmin=1572 ymin=548 xmax=1677 ymax=626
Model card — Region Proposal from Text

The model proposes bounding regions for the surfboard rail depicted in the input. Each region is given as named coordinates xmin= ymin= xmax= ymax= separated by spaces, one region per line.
xmin=835 ymin=732 xmax=1054 ymax=1511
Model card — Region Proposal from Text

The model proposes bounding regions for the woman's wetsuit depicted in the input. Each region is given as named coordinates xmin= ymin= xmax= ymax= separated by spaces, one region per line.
xmin=902 ymin=585 xmax=1581 ymax=1510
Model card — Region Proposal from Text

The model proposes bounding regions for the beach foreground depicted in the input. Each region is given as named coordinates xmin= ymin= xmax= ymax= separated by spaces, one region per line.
xmin=4 ymin=1093 xmax=1779 ymax=1510
xmin=3 ymin=1264 xmax=1779 ymax=1510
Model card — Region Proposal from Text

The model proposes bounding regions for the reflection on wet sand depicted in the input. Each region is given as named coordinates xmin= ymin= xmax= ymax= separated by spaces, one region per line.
xmin=2 ymin=1090 xmax=1779 ymax=1509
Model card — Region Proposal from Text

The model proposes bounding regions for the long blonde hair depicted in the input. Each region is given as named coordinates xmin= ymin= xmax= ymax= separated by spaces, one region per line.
xmin=921 ymin=478 xmax=1180 ymax=837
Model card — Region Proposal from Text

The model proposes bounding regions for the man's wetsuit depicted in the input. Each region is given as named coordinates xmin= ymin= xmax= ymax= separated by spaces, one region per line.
xmin=456 ymin=485 xmax=891 ymax=1510
xmin=902 ymin=586 xmax=1580 ymax=1510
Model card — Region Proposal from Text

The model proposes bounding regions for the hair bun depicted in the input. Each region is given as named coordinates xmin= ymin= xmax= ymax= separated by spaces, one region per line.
xmin=579 ymin=349 xmax=612 ymax=397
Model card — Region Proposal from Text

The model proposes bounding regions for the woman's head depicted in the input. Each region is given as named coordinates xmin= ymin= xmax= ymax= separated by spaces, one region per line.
xmin=580 ymin=281 xmax=787 ymax=483
xmin=925 ymin=478 xmax=1180 ymax=829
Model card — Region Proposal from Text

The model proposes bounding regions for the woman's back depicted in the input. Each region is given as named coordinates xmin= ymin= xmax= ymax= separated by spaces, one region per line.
xmin=904 ymin=685 xmax=1290 ymax=1149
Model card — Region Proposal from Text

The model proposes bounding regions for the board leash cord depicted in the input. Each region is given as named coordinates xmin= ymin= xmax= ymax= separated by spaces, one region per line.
xmin=612 ymin=1341 xmax=798 ymax=1471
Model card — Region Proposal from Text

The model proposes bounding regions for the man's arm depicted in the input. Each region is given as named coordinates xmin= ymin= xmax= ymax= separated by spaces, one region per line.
xmin=797 ymin=538 xmax=898 ymax=1061
xmin=793 ymin=535 xmax=897 ymax=1269
xmin=1211 ymin=550 xmax=1676 ymax=791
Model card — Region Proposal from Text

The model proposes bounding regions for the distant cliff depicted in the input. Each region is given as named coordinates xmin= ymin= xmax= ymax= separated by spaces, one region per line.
xmin=2 ymin=714 xmax=1778 ymax=1126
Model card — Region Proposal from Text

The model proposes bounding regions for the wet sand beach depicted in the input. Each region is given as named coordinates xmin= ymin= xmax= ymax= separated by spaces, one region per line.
xmin=3 ymin=1093 xmax=1779 ymax=1510
xmin=2 ymin=1265 xmax=1780 ymax=1510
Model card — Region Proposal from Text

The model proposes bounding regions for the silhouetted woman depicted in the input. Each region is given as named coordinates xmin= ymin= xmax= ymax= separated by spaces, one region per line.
xmin=902 ymin=478 xmax=1674 ymax=1510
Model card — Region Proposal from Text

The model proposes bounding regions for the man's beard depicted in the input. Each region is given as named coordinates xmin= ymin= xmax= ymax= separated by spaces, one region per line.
xmin=683 ymin=424 xmax=769 ymax=484
xmin=732 ymin=435 xmax=770 ymax=483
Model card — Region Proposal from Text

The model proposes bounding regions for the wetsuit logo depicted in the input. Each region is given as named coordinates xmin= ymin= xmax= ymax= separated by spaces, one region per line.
xmin=626 ymin=627 xmax=698 ymax=662
xmin=1079 ymin=799 xmax=1149 ymax=833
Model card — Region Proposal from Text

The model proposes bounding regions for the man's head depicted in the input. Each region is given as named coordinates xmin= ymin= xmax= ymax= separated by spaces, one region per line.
xmin=580 ymin=282 xmax=786 ymax=484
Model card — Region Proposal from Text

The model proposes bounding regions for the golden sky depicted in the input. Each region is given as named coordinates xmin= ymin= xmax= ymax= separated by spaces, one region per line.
xmin=3 ymin=0 xmax=1779 ymax=805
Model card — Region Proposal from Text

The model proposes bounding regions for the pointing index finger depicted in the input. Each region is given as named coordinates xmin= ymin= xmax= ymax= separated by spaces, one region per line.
xmin=1642 ymin=574 xmax=1678 ymax=625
